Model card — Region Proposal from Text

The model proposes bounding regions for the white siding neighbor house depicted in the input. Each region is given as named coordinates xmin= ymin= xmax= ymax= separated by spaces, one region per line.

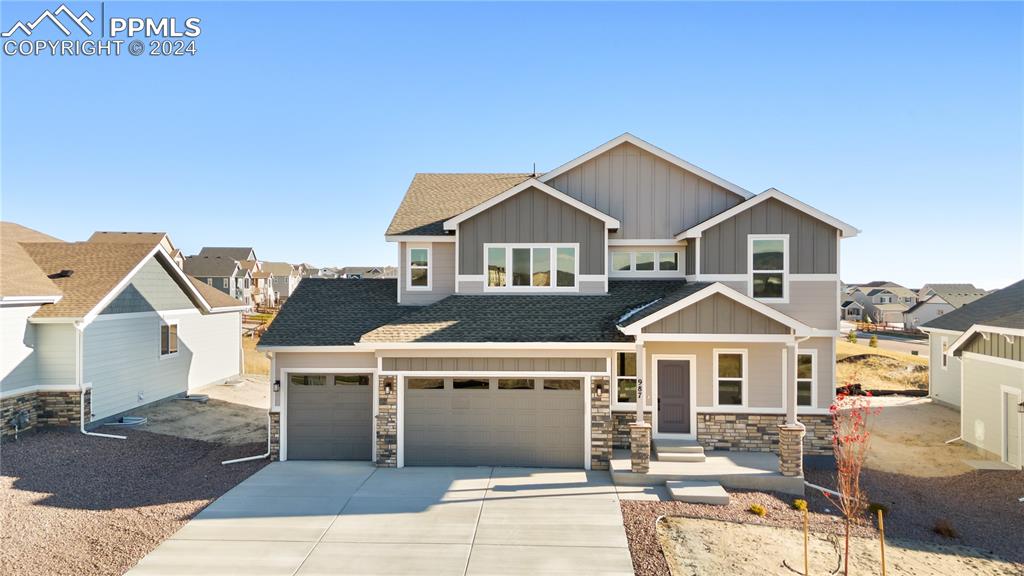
xmin=1 ymin=223 xmax=248 ymax=438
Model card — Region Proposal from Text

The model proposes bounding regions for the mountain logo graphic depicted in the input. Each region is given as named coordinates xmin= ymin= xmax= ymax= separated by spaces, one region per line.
xmin=2 ymin=4 xmax=95 ymax=37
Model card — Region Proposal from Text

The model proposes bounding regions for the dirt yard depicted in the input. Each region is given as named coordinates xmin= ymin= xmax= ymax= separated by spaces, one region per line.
xmin=836 ymin=341 xmax=928 ymax=391
xmin=659 ymin=517 xmax=1021 ymax=576
xmin=0 ymin=429 xmax=266 ymax=576
xmin=243 ymin=335 xmax=270 ymax=375
xmin=864 ymin=395 xmax=978 ymax=476
xmin=123 ymin=375 xmax=269 ymax=445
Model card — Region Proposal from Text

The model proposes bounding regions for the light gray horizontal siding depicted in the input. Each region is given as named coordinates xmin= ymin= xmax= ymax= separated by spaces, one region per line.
xmin=642 ymin=293 xmax=789 ymax=335
xmin=547 ymin=142 xmax=744 ymax=240
xmin=34 ymin=323 xmax=76 ymax=388
xmin=458 ymin=187 xmax=604 ymax=275
xmin=101 ymin=257 xmax=195 ymax=314
xmin=383 ymin=357 xmax=605 ymax=373
xmin=0 ymin=305 xmax=39 ymax=393
xmin=965 ymin=332 xmax=1023 ymax=362
xmin=717 ymin=279 xmax=839 ymax=331
xmin=701 ymin=198 xmax=838 ymax=274
xmin=400 ymin=241 xmax=455 ymax=306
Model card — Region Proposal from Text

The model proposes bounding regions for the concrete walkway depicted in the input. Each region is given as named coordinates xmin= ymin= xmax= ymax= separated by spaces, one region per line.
xmin=127 ymin=462 xmax=635 ymax=575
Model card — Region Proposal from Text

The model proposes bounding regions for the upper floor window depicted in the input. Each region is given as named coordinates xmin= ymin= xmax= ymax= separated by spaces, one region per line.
xmin=407 ymin=245 xmax=431 ymax=290
xmin=221 ymin=278 xmax=228 ymax=288
xmin=485 ymin=244 xmax=577 ymax=291
xmin=610 ymin=250 xmax=682 ymax=277
xmin=940 ymin=337 xmax=949 ymax=370
xmin=749 ymin=235 xmax=787 ymax=302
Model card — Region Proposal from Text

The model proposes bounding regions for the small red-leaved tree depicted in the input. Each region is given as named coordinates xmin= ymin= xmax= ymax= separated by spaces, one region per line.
xmin=825 ymin=388 xmax=880 ymax=576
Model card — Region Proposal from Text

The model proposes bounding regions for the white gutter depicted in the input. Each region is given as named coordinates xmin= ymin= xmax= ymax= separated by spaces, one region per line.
xmin=74 ymin=321 xmax=125 ymax=440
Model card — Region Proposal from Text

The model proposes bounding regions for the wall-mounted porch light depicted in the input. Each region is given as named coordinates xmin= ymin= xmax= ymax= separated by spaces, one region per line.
xmin=272 ymin=380 xmax=280 ymax=393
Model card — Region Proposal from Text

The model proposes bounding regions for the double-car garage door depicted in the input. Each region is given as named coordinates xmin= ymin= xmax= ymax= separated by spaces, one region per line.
xmin=287 ymin=373 xmax=584 ymax=467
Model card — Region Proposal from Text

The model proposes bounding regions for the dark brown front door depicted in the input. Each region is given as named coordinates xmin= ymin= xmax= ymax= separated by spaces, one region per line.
xmin=658 ymin=360 xmax=690 ymax=434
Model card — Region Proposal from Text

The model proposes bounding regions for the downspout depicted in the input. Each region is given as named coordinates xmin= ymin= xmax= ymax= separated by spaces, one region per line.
xmin=223 ymin=352 xmax=274 ymax=465
xmin=74 ymin=321 xmax=125 ymax=440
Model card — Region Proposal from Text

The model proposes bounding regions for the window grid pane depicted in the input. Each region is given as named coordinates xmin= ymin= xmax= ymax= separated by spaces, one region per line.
xmin=797 ymin=381 xmax=812 ymax=406
xmin=616 ymin=378 xmax=637 ymax=403
xmin=408 ymin=378 xmax=444 ymax=389
xmin=635 ymin=252 xmax=655 ymax=271
xmin=543 ymin=379 xmax=581 ymax=391
xmin=487 ymin=247 xmax=506 ymax=287
xmin=556 ymin=247 xmax=575 ymax=287
xmin=498 ymin=378 xmax=534 ymax=390
xmin=717 ymin=380 xmax=742 ymax=405
xmin=658 ymin=252 xmax=678 ymax=271
xmin=512 ymin=248 xmax=530 ymax=286
xmin=612 ymin=252 xmax=631 ymax=271
xmin=410 ymin=249 xmax=429 ymax=267
xmin=717 ymin=354 xmax=743 ymax=378
xmin=453 ymin=379 xmax=489 ymax=390
xmin=532 ymin=248 xmax=550 ymax=287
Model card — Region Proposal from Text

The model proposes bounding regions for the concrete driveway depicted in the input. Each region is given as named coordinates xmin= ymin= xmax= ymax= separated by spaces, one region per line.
xmin=127 ymin=462 xmax=634 ymax=575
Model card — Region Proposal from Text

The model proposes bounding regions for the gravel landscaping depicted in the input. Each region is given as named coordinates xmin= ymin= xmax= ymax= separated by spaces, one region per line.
xmin=0 ymin=428 xmax=267 ymax=576
xmin=622 ymin=466 xmax=1024 ymax=576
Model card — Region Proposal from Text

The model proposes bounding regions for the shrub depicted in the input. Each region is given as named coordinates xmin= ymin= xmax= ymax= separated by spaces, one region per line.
xmin=933 ymin=518 xmax=958 ymax=539
xmin=792 ymin=499 xmax=808 ymax=512
xmin=869 ymin=335 xmax=879 ymax=348
xmin=749 ymin=504 xmax=767 ymax=517
xmin=868 ymin=502 xmax=890 ymax=517
xmin=847 ymin=331 xmax=858 ymax=344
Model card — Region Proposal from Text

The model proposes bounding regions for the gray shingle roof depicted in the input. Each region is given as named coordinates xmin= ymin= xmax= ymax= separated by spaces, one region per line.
xmin=184 ymin=255 xmax=240 ymax=277
xmin=922 ymin=279 xmax=1024 ymax=332
xmin=927 ymin=284 xmax=988 ymax=308
xmin=197 ymin=247 xmax=255 ymax=260
xmin=259 ymin=279 xmax=414 ymax=346
xmin=386 ymin=173 xmax=532 ymax=236
xmin=361 ymin=280 xmax=703 ymax=344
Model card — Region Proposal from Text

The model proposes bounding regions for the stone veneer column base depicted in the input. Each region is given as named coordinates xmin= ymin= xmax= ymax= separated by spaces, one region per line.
xmin=612 ymin=411 xmax=653 ymax=448
xmin=590 ymin=377 xmax=611 ymax=470
xmin=376 ymin=375 xmax=398 ymax=467
xmin=629 ymin=423 xmax=651 ymax=473
xmin=269 ymin=412 xmax=281 ymax=461
xmin=778 ymin=424 xmax=806 ymax=477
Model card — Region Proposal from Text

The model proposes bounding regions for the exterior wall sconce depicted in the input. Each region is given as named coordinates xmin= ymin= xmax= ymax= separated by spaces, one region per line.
xmin=384 ymin=383 xmax=392 ymax=395
xmin=272 ymin=380 xmax=280 ymax=393
xmin=1018 ymin=401 xmax=1023 ymax=414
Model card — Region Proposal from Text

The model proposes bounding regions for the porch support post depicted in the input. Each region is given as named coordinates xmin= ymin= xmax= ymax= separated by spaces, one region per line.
xmin=635 ymin=340 xmax=645 ymax=425
xmin=778 ymin=337 xmax=805 ymax=477
xmin=785 ymin=340 xmax=798 ymax=425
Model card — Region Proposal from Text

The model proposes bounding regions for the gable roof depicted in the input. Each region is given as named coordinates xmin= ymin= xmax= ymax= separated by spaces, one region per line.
xmin=867 ymin=286 xmax=916 ymax=299
xmin=538 ymin=133 xmax=753 ymax=200
xmin=259 ymin=279 xmax=412 ymax=347
xmin=184 ymin=255 xmax=241 ymax=277
xmin=442 ymin=179 xmax=620 ymax=231
xmin=261 ymin=261 xmax=298 ymax=276
xmin=386 ymin=173 xmax=532 ymax=237
xmin=187 ymin=275 xmax=246 ymax=310
xmin=198 ymin=247 xmax=255 ymax=260
xmin=616 ymin=282 xmax=813 ymax=336
xmin=675 ymin=187 xmax=859 ymax=240
xmin=0 ymin=222 xmax=63 ymax=302
xmin=88 ymin=231 xmax=167 ymax=246
xmin=922 ymin=279 xmax=1024 ymax=333
xmin=925 ymin=284 xmax=988 ymax=308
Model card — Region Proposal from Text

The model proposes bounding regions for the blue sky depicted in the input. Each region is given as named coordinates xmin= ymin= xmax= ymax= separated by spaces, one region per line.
xmin=2 ymin=1 xmax=1021 ymax=289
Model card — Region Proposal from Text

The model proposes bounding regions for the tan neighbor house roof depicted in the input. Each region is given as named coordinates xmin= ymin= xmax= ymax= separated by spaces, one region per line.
xmin=0 ymin=222 xmax=63 ymax=300
xmin=386 ymin=173 xmax=532 ymax=236
xmin=188 ymin=276 xmax=245 ymax=309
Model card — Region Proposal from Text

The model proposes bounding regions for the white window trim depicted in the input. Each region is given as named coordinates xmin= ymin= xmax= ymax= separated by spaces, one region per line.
xmin=748 ymin=234 xmax=789 ymax=304
xmin=940 ymin=336 xmax=949 ymax=370
xmin=406 ymin=243 xmax=432 ymax=291
xmin=222 ymin=277 xmax=229 ymax=289
xmin=482 ymin=243 xmax=580 ymax=292
xmin=608 ymin=249 xmax=685 ymax=278
xmin=712 ymin=348 xmax=748 ymax=407
xmin=159 ymin=320 xmax=179 ymax=359
xmin=796 ymin=349 xmax=817 ymax=408
xmin=611 ymin=350 xmax=647 ymax=410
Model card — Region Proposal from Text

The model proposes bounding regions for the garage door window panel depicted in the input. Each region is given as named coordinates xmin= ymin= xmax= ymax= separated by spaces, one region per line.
xmin=453 ymin=378 xmax=490 ymax=390
xmin=543 ymin=379 xmax=581 ymax=391
xmin=408 ymin=378 xmax=445 ymax=389
xmin=334 ymin=374 xmax=369 ymax=386
xmin=499 ymin=378 xmax=535 ymax=390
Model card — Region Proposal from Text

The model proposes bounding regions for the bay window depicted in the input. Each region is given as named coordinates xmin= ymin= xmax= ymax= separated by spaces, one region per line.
xmin=485 ymin=244 xmax=577 ymax=290
xmin=749 ymin=235 xmax=788 ymax=301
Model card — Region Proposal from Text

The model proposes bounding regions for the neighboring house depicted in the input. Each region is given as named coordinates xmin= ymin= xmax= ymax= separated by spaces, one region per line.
xmin=903 ymin=284 xmax=987 ymax=330
xmin=262 ymin=261 xmax=303 ymax=303
xmin=840 ymin=300 xmax=864 ymax=321
xmin=184 ymin=256 xmax=254 ymax=306
xmin=847 ymin=284 xmax=917 ymax=324
xmin=258 ymin=133 xmax=858 ymax=478
xmin=338 ymin=266 xmax=399 ymax=279
xmin=239 ymin=260 xmax=277 ymax=308
xmin=1 ymin=223 xmax=247 ymax=438
xmin=928 ymin=280 xmax=1023 ymax=469
xmin=198 ymin=246 xmax=257 ymax=262
xmin=296 ymin=263 xmax=317 ymax=278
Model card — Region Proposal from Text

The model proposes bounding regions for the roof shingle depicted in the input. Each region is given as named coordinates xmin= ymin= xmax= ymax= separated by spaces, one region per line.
xmin=385 ymin=173 xmax=532 ymax=236
xmin=922 ymin=280 xmax=1024 ymax=332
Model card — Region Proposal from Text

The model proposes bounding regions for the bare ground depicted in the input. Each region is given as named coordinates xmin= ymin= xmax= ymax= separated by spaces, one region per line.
xmin=0 ymin=428 xmax=267 ymax=576
xmin=837 ymin=354 xmax=929 ymax=391
xmin=659 ymin=517 xmax=1021 ymax=576
xmin=865 ymin=396 xmax=979 ymax=476
xmin=122 ymin=375 xmax=269 ymax=445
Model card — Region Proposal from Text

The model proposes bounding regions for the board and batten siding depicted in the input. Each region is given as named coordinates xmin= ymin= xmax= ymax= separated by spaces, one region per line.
xmin=701 ymin=197 xmax=838 ymax=275
xmin=85 ymin=310 xmax=241 ymax=420
xmin=458 ymin=187 xmax=605 ymax=276
xmin=101 ymin=257 xmax=196 ymax=314
xmin=400 ymin=241 xmax=455 ymax=306
xmin=964 ymin=332 xmax=1024 ymax=362
xmin=546 ymin=142 xmax=744 ymax=240
xmin=382 ymin=357 xmax=605 ymax=373
xmin=641 ymin=293 xmax=789 ymax=335
xmin=0 ymin=305 xmax=40 ymax=393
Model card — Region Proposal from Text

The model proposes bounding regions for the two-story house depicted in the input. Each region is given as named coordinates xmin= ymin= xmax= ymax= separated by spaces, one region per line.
xmin=847 ymin=284 xmax=917 ymax=325
xmin=183 ymin=255 xmax=253 ymax=306
xmin=904 ymin=283 xmax=987 ymax=330
xmin=258 ymin=134 xmax=857 ymax=479
xmin=262 ymin=262 xmax=303 ymax=303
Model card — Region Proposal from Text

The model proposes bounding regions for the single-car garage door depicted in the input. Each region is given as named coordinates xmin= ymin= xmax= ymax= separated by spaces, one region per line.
xmin=405 ymin=377 xmax=584 ymax=467
xmin=287 ymin=373 xmax=372 ymax=460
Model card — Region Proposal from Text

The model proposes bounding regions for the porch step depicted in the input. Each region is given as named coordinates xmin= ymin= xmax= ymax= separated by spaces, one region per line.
xmin=653 ymin=438 xmax=704 ymax=454
xmin=666 ymin=480 xmax=730 ymax=505
xmin=657 ymin=452 xmax=706 ymax=463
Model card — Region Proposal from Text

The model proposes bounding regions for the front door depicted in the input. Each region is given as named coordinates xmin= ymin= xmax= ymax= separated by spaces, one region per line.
xmin=658 ymin=360 xmax=690 ymax=434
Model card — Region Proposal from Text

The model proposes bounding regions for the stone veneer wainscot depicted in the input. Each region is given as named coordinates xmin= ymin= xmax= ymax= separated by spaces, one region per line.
xmin=0 ymin=389 xmax=89 ymax=440
xmin=697 ymin=413 xmax=831 ymax=455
